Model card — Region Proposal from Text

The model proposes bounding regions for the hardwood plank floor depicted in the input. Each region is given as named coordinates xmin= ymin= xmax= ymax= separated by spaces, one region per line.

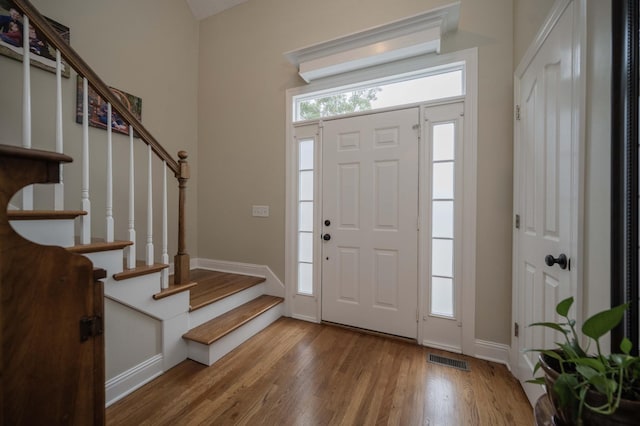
xmin=107 ymin=318 xmax=533 ymax=425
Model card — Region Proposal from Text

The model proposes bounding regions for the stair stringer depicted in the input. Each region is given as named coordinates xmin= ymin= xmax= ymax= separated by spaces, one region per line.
xmin=105 ymin=273 xmax=189 ymax=320
xmin=82 ymin=250 xmax=125 ymax=277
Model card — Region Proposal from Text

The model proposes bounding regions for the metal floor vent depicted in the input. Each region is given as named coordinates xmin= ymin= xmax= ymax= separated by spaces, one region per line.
xmin=427 ymin=353 xmax=470 ymax=371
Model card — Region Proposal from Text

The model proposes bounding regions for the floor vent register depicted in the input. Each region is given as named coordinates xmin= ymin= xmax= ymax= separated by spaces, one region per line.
xmin=427 ymin=353 xmax=470 ymax=371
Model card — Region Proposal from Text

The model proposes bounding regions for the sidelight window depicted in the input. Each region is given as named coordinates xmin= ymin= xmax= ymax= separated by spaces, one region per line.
xmin=430 ymin=122 xmax=456 ymax=317
xmin=297 ymin=138 xmax=315 ymax=295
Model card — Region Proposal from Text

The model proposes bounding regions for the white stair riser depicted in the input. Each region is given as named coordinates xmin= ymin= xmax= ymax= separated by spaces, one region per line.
xmin=105 ymin=273 xmax=189 ymax=320
xmin=83 ymin=250 xmax=124 ymax=276
xmin=189 ymin=282 xmax=266 ymax=328
xmin=187 ymin=304 xmax=283 ymax=366
xmin=10 ymin=219 xmax=75 ymax=247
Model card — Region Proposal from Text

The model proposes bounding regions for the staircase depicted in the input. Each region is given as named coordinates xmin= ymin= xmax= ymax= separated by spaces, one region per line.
xmin=0 ymin=0 xmax=285 ymax=414
xmin=7 ymin=191 xmax=284 ymax=404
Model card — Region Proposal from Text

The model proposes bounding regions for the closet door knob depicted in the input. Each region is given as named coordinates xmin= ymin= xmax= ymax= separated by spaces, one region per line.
xmin=545 ymin=254 xmax=568 ymax=270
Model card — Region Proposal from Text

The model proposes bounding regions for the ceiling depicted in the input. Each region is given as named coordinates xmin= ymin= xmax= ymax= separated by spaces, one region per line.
xmin=186 ymin=0 xmax=249 ymax=20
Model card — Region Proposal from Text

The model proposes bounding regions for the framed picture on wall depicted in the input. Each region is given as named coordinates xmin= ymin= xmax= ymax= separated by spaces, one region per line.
xmin=75 ymin=75 xmax=143 ymax=136
xmin=0 ymin=0 xmax=71 ymax=77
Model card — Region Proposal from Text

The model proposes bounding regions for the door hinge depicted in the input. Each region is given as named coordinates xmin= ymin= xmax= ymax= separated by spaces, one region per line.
xmin=515 ymin=105 xmax=521 ymax=121
xmin=80 ymin=315 xmax=103 ymax=342
xmin=515 ymin=214 xmax=520 ymax=229
xmin=514 ymin=322 xmax=519 ymax=337
xmin=416 ymin=308 xmax=419 ymax=322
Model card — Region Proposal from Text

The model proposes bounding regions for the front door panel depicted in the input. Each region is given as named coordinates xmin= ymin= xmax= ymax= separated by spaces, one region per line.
xmin=322 ymin=108 xmax=419 ymax=338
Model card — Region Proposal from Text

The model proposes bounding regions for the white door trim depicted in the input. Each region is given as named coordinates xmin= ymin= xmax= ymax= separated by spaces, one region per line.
xmin=285 ymin=48 xmax=477 ymax=355
xmin=511 ymin=0 xmax=586 ymax=388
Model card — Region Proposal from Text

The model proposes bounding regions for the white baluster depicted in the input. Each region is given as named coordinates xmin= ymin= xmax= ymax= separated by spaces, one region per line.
xmin=105 ymin=103 xmax=114 ymax=242
xmin=146 ymin=145 xmax=154 ymax=266
xmin=127 ymin=127 xmax=136 ymax=268
xmin=54 ymin=49 xmax=64 ymax=210
xmin=22 ymin=15 xmax=33 ymax=210
xmin=79 ymin=77 xmax=91 ymax=244
xmin=161 ymin=161 xmax=169 ymax=288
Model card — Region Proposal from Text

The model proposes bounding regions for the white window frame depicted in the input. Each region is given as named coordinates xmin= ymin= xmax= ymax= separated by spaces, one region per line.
xmin=285 ymin=48 xmax=477 ymax=355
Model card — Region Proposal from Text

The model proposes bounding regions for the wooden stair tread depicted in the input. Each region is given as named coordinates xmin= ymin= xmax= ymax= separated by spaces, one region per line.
xmin=187 ymin=269 xmax=266 ymax=311
xmin=113 ymin=261 xmax=169 ymax=281
xmin=7 ymin=210 xmax=87 ymax=220
xmin=67 ymin=238 xmax=133 ymax=254
xmin=153 ymin=281 xmax=198 ymax=300
xmin=0 ymin=144 xmax=72 ymax=163
xmin=183 ymin=295 xmax=283 ymax=345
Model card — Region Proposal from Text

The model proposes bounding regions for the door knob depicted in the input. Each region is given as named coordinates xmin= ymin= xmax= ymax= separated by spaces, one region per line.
xmin=323 ymin=234 xmax=331 ymax=241
xmin=545 ymin=253 xmax=568 ymax=270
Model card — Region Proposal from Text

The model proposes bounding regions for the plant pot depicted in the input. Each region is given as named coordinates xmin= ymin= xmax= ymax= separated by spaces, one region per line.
xmin=539 ymin=353 xmax=640 ymax=426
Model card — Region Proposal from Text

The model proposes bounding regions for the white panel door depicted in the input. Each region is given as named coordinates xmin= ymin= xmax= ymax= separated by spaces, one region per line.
xmin=321 ymin=108 xmax=419 ymax=338
xmin=514 ymin=0 xmax=578 ymax=405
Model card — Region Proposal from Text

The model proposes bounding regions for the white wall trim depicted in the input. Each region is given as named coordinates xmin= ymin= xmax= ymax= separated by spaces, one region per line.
xmin=284 ymin=4 xmax=461 ymax=82
xmin=474 ymin=339 xmax=512 ymax=370
xmin=194 ymin=258 xmax=285 ymax=298
xmin=422 ymin=340 xmax=462 ymax=354
xmin=515 ymin=0 xmax=572 ymax=77
xmin=105 ymin=354 xmax=163 ymax=407
xmin=291 ymin=313 xmax=320 ymax=323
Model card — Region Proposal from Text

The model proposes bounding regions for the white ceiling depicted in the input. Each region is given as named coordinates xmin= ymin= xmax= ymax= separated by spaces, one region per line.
xmin=186 ymin=0 xmax=249 ymax=20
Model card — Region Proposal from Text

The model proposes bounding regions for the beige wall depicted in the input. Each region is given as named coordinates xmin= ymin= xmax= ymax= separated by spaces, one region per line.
xmin=198 ymin=0 xmax=515 ymax=344
xmin=0 ymin=0 xmax=200 ymax=262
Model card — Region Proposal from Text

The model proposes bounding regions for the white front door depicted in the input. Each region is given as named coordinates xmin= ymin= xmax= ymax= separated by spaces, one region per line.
xmin=513 ymin=0 xmax=580 ymax=405
xmin=321 ymin=108 xmax=419 ymax=338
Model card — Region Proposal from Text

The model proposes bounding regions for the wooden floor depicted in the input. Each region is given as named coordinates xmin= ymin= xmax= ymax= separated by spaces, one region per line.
xmin=107 ymin=318 xmax=533 ymax=426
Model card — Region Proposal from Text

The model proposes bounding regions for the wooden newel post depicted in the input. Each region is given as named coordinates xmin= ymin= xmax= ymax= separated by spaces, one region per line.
xmin=174 ymin=150 xmax=190 ymax=285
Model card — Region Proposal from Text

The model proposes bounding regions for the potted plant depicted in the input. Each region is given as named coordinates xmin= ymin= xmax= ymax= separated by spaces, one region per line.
xmin=528 ymin=297 xmax=640 ymax=425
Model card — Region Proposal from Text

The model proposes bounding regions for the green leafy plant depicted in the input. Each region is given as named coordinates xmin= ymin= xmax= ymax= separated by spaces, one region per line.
xmin=529 ymin=297 xmax=640 ymax=423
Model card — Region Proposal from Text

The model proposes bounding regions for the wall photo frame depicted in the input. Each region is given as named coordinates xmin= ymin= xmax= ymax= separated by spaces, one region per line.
xmin=75 ymin=75 xmax=143 ymax=136
xmin=0 ymin=0 xmax=70 ymax=77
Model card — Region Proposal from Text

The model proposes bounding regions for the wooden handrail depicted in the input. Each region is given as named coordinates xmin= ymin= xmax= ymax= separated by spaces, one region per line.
xmin=11 ymin=0 xmax=190 ymax=285
xmin=12 ymin=0 xmax=179 ymax=175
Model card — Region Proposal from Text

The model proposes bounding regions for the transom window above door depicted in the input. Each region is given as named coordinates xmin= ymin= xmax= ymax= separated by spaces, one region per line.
xmin=293 ymin=67 xmax=464 ymax=121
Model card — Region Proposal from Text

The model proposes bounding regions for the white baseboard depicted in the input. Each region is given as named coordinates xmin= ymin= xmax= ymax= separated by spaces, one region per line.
xmin=473 ymin=339 xmax=511 ymax=370
xmin=105 ymin=354 xmax=163 ymax=407
xmin=193 ymin=258 xmax=285 ymax=298
xmin=422 ymin=339 xmax=462 ymax=354
xmin=291 ymin=313 xmax=320 ymax=323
